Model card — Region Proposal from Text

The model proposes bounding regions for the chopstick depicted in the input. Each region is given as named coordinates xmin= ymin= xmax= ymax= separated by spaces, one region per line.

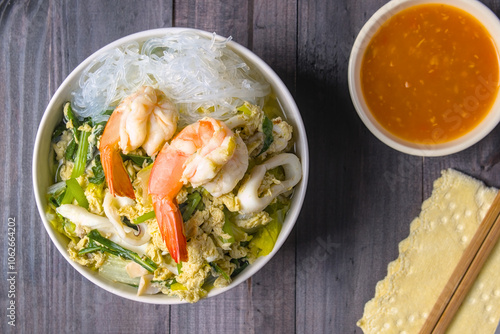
xmin=419 ymin=192 xmax=500 ymax=334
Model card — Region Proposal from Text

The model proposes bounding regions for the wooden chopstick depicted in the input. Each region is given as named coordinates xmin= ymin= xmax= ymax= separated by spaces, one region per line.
xmin=419 ymin=191 xmax=500 ymax=334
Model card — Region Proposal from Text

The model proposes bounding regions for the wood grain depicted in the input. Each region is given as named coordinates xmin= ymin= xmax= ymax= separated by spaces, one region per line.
xmin=1 ymin=0 xmax=500 ymax=333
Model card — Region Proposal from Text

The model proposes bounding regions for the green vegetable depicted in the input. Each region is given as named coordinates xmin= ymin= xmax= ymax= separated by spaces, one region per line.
xmin=51 ymin=122 xmax=67 ymax=141
xmin=265 ymin=199 xmax=290 ymax=225
xmin=210 ymin=262 xmax=230 ymax=282
xmin=177 ymin=262 xmax=183 ymax=274
xmin=230 ymin=258 xmax=249 ymax=278
xmin=88 ymin=156 xmax=105 ymax=184
xmin=121 ymin=217 xmax=138 ymax=231
xmin=86 ymin=124 xmax=104 ymax=162
xmin=61 ymin=178 xmax=89 ymax=209
xmin=258 ymin=115 xmax=274 ymax=156
xmin=120 ymin=153 xmax=153 ymax=166
xmin=181 ymin=191 xmax=203 ymax=221
xmin=49 ymin=190 xmax=67 ymax=207
xmin=48 ymin=213 xmax=78 ymax=243
xmin=236 ymin=103 xmax=253 ymax=115
xmin=92 ymin=123 xmax=105 ymax=137
xmin=248 ymin=199 xmax=290 ymax=257
xmin=170 ymin=282 xmax=187 ymax=291
xmin=222 ymin=210 xmax=246 ymax=243
xmin=249 ymin=219 xmax=281 ymax=257
xmin=134 ymin=211 xmax=156 ymax=224
xmin=64 ymin=139 xmax=77 ymax=161
xmin=103 ymin=109 xmax=114 ymax=116
xmin=63 ymin=102 xmax=81 ymax=141
xmin=267 ymin=166 xmax=285 ymax=181
xmin=54 ymin=161 xmax=64 ymax=183
xmin=71 ymin=129 xmax=90 ymax=178
xmin=84 ymin=229 xmax=158 ymax=273
xmin=152 ymin=278 xmax=177 ymax=289
xmin=47 ymin=181 xmax=66 ymax=195
xmin=78 ymin=239 xmax=105 ymax=255
xmin=98 ymin=254 xmax=141 ymax=287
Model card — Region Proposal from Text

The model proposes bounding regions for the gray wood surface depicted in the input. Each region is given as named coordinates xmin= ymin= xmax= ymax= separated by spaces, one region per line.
xmin=1 ymin=0 xmax=499 ymax=333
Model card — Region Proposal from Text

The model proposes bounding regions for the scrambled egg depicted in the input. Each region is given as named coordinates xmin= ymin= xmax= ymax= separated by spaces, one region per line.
xmin=233 ymin=211 xmax=271 ymax=230
xmin=68 ymin=237 xmax=107 ymax=269
xmin=53 ymin=130 xmax=73 ymax=161
xmin=85 ymin=183 xmax=105 ymax=215
xmin=266 ymin=117 xmax=293 ymax=155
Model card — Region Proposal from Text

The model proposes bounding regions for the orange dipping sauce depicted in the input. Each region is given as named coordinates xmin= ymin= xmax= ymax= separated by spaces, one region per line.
xmin=361 ymin=4 xmax=499 ymax=144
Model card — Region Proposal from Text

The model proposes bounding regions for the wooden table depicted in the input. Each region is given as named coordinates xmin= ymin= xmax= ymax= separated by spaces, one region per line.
xmin=2 ymin=0 xmax=499 ymax=333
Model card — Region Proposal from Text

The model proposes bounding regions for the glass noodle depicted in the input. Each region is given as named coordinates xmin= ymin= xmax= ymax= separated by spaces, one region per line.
xmin=72 ymin=31 xmax=271 ymax=125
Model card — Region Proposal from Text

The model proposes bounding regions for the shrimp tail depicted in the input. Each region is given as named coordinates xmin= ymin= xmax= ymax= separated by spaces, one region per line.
xmin=153 ymin=197 xmax=188 ymax=263
xmin=101 ymin=145 xmax=136 ymax=199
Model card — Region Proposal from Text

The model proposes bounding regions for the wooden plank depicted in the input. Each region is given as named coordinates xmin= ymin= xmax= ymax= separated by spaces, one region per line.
xmin=174 ymin=0 xmax=251 ymax=47
xmin=252 ymin=0 xmax=298 ymax=90
xmin=0 ymin=1 xmax=173 ymax=333
xmin=296 ymin=0 xmax=423 ymax=332
xmin=248 ymin=1 xmax=298 ymax=333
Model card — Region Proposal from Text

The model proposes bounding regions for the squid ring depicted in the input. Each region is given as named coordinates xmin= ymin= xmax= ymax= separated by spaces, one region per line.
xmin=237 ymin=153 xmax=301 ymax=213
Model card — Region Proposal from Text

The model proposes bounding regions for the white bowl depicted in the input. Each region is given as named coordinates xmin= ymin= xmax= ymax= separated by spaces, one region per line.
xmin=348 ymin=0 xmax=500 ymax=156
xmin=32 ymin=28 xmax=309 ymax=304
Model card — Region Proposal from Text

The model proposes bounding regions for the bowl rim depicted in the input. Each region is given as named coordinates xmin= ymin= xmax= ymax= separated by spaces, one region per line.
xmin=348 ymin=0 xmax=500 ymax=157
xmin=32 ymin=27 xmax=309 ymax=304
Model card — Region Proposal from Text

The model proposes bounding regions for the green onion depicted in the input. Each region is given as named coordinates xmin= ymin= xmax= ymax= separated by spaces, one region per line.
xmin=60 ymin=188 xmax=74 ymax=206
xmin=230 ymin=258 xmax=249 ymax=278
xmin=63 ymin=178 xmax=89 ymax=209
xmin=210 ymin=262 xmax=230 ymax=282
xmin=71 ymin=129 xmax=90 ymax=178
xmin=64 ymin=139 xmax=77 ymax=161
xmin=181 ymin=192 xmax=202 ymax=221
xmin=78 ymin=240 xmax=105 ymax=255
xmin=86 ymin=229 xmax=158 ymax=273
xmin=63 ymin=102 xmax=80 ymax=140
xmin=134 ymin=211 xmax=156 ymax=224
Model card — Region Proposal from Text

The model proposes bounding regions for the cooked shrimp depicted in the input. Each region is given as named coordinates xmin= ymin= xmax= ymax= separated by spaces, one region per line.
xmin=203 ymin=135 xmax=248 ymax=197
xmin=100 ymin=86 xmax=179 ymax=198
xmin=148 ymin=117 xmax=240 ymax=263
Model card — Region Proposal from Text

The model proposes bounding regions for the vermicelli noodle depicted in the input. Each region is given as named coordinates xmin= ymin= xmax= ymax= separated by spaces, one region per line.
xmin=72 ymin=31 xmax=271 ymax=125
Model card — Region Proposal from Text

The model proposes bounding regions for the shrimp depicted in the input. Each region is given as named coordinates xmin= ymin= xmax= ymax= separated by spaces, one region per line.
xmin=100 ymin=86 xmax=179 ymax=198
xmin=203 ymin=135 xmax=248 ymax=197
xmin=148 ymin=117 xmax=241 ymax=263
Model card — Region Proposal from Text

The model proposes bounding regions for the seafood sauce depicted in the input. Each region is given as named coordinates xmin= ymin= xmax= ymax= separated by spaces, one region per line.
xmin=361 ymin=4 xmax=499 ymax=144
